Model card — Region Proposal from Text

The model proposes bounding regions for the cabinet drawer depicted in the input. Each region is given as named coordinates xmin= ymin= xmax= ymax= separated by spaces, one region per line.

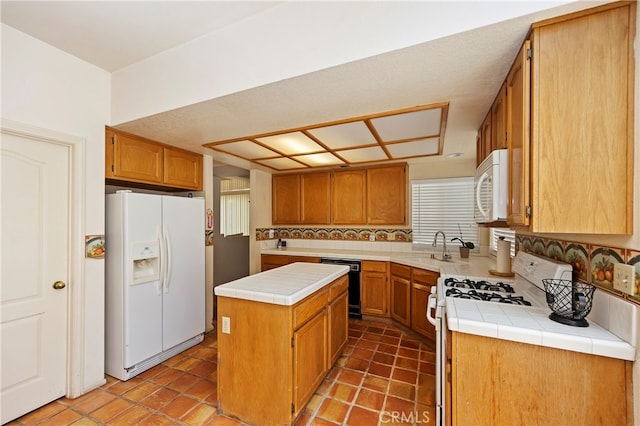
xmin=390 ymin=263 xmax=411 ymax=279
xmin=290 ymin=256 xmax=321 ymax=264
xmin=362 ymin=260 xmax=388 ymax=273
xmin=328 ymin=275 xmax=348 ymax=302
xmin=293 ymin=290 xmax=328 ymax=329
xmin=412 ymin=268 xmax=439 ymax=285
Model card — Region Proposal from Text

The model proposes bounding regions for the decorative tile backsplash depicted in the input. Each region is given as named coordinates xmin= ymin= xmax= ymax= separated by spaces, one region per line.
xmin=516 ymin=235 xmax=640 ymax=305
xmin=256 ymin=227 xmax=412 ymax=242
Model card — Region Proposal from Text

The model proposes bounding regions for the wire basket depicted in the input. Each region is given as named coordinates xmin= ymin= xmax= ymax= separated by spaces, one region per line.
xmin=542 ymin=279 xmax=595 ymax=326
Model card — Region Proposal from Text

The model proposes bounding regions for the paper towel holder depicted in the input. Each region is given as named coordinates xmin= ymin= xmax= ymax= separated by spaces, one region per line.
xmin=489 ymin=269 xmax=515 ymax=277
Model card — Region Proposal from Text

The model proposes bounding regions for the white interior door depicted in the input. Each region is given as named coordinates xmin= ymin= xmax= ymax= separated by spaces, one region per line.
xmin=1 ymin=133 xmax=70 ymax=423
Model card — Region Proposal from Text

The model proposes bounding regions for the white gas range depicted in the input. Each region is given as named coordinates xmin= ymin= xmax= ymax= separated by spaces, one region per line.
xmin=426 ymin=251 xmax=574 ymax=426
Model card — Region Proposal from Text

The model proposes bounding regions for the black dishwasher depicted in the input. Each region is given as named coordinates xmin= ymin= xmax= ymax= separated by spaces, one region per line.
xmin=320 ymin=258 xmax=362 ymax=318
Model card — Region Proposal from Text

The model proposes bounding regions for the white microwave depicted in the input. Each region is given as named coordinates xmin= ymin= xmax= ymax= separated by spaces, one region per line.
xmin=474 ymin=149 xmax=508 ymax=223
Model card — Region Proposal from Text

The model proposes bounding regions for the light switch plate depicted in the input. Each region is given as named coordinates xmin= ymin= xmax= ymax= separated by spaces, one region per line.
xmin=613 ymin=263 xmax=635 ymax=295
xmin=222 ymin=316 xmax=231 ymax=334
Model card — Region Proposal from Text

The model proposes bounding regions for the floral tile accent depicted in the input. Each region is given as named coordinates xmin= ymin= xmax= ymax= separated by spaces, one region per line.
xmin=255 ymin=227 xmax=412 ymax=242
xmin=590 ymin=246 xmax=624 ymax=294
xmin=518 ymin=236 xmax=532 ymax=253
xmin=545 ymin=240 xmax=564 ymax=261
xmin=564 ymin=243 xmax=589 ymax=282
xmin=531 ymin=238 xmax=545 ymax=256
xmin=627 ymin=250 xmax=640 ymax=304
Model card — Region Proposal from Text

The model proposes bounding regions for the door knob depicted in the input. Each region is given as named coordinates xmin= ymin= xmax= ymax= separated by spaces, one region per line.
xmin=53 ymin=281 xmax=66 ymax=290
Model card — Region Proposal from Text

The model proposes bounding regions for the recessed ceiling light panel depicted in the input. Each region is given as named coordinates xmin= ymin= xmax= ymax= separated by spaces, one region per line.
xmin=385 ymin=137 xmax=440 ymax=158
xmin=257 ymin=157 xmax=307 ymax=170
xmin=292 ymin=152 xmax=345 ymax=167
xmin=256 ymin=132 xmax=323 ymax=155
xmin=371 ymin=108 xmax=442 ymax=141
xmin=215 ymin=140 xmax=279 ymax=159
xmin=307 ymin=121 xmax=377 ymax=149
xmin=337 ymin=146 xmax=388 ymax=163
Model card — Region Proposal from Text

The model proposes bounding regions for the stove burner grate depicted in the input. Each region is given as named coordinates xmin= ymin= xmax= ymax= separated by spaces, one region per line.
xmin=445 ymin=288 xmax=532 ymax=306
xmin=444 ymin=278 xmax=515 ymax=293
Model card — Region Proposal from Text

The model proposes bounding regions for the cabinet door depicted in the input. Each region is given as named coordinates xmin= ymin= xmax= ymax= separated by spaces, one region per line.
xmin=163 ymin=147 xmax=203 ymax=190
xmin=332 ymin=169 xmax=366 ymax=224
xmin=111 ymin=132 xmax=163 ymax=184
xmin=390 ymin=275 xmax=411 ymax=326
xmin=531 ymin=4 xmax=634 ymax=234
xmin=480 ymin=112 xmax=492 ymax=164
xmin=293 ymin=310 xmax=327 ymax=415
xmin=328 ymin=291 xmax=348 ymax=365
xmin=260 ymin=254 xmax=290 ymax=271
xmin=366 ymin=165 xmax=406 ymax=225
xmin=411 ymin=283 xmax=434 ymax=341
xmin=301 ymin=172 xmax=331 ymax=224
xmin=361 ymin=271 xmax=387 ymax=316
xmin=361 ymin=261 xmax=388 ymax=316
xmin=506 ymin=40 xmax=531 ymax=228
xmin=491 ymin=83 xmax=508 ymax=150
xmin=411 ymin=268 xmax=438 ymax=340
xmin=272 ymin=174 xmax=301 ymax=224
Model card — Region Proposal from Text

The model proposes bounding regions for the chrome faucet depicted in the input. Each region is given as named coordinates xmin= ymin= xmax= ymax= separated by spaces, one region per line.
xmin=432 ymin=231 xmax=451 ymax=261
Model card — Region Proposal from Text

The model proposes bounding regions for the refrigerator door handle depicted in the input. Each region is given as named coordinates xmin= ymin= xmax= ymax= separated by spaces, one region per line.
xmin=156 ymin=225 xmax=164 ymax=296
xmin=163 ymin=225 xmax=172 ymax=294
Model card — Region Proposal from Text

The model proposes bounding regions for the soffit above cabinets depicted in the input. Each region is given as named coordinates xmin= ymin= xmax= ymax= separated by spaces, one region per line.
xmin=202 ymin=102 xmax=448 ymax=172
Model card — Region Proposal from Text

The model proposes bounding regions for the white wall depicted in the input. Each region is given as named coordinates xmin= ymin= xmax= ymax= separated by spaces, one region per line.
xmin=1 ymin=23 xmax=111 ymax=393
xmin=249 ymin=169 xmax=272 ymax=275
xmin=111 ymin=1 xmax=577 ymax=125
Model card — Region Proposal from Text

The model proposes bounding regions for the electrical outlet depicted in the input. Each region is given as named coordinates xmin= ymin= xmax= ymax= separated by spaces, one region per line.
xmin=222 ymin=316 xmax=231 ymax=334
xmin=387 ymin=232 xmax=395 ymax=241
xmin=268 ymin=229 xmax=275 ymax=239
xmin=613 ymin=263 xmax=636 ymax=295
xmin=369 ymin=233 xmax=376 ymax=242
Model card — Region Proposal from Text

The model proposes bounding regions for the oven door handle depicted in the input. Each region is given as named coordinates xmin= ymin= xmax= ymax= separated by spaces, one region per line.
xmin=426 ymin=291 xmax=437 ymax=326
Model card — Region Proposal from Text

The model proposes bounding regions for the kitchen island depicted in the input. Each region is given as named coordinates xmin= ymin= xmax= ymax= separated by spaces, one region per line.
xmin=214 ymin=262 xmax=349 ymax=425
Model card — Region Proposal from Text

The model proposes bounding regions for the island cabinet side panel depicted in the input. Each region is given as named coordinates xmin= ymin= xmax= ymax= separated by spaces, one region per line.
xmin=452 ymin=333 xmax=630 ymax=426
xmin=216 ymin=297 xmax=293 ymax=425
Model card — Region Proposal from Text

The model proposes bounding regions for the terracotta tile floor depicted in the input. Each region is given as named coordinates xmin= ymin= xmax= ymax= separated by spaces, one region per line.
xmin=9 ymin=318 xmax=436 ymax=426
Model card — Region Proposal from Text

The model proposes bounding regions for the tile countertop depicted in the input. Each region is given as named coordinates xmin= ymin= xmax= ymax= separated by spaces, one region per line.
xmin=214 ymin=262 xmax=349 ymax=306
xmin=261 ymin=247 xmax=637 ymax=361
xmin=262 ymin=247 xmax=498 ymax=276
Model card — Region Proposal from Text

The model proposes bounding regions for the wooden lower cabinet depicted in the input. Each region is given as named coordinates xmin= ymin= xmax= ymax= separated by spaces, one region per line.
xmin=328 ymin=277 xmax=348 ymax=365
xmin=217 ymin=274 xmax=348 ymax=425
xmin=293 ymin=309 xmax=327 ymax=412
xmin=261 ymin=254 xmax=320 ymax=271
xmin=390 ymin=263 xmax=411 ymax=326
xmin=261 ymin=254 xmax=290 ymax=271
xmin=451 ymin=332 xmax=631 ymax=425
xmin=411 ymin=268 xmax=438 ymax=341
xmin=361 ymin=261 xmax=389 ymax=316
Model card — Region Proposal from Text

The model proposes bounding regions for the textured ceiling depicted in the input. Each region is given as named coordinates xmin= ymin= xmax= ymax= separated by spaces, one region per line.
xmin=1 ymin=1 xmax=608 ymax=174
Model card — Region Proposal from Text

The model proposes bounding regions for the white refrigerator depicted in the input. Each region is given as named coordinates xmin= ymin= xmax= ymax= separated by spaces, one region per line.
xmin=105 ymin=191 xmax=205 ymax=380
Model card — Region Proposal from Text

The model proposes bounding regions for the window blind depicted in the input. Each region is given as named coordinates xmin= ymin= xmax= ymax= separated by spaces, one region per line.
xmin=220 ymin=177 xmax=250 ymax=237
xmin=490 ymin=228 xmax=516 ymax=257
xmin=411 ymin=177 xmax=478 ymax=249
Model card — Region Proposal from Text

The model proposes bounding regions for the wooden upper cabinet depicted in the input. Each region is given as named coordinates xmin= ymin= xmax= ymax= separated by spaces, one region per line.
xmin=506 ymin=39 xmax=531 ymax=229
xmin=105 ymin=127 xmax=203 ymax=190
xmin=272 ymin=174 xmax=301 ymax=224
xmin=366 ymin=165 xmax=407 ymax=225
xmin=332 ymin=169 xmax=366 ymax=224
xmin=301 ymin=172 xmax=331 ymax=224
xmin=491 ymin=83 xmax=508 ymax=151
xmin=163 ymin=147 xmax=203 ymax=190
xmin=271 ymin=163 xmax=406 ymax=226
xmin=107 ymin=130 xmax=163 ymax=184
xmin=526 ymin=2 xmax=635 ymax=234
